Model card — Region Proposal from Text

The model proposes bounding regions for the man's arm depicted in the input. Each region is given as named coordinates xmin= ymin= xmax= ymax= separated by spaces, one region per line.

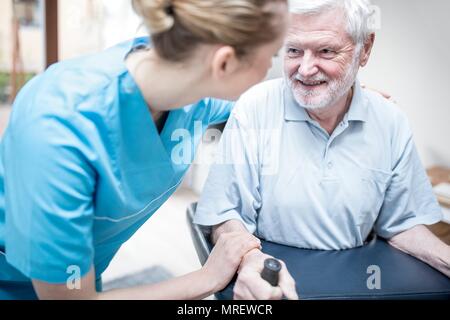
xmin=212 ymin=220 xmax=298 ymax=300
xmin=212 ymin=219 xmax=249 ymax=244
xmin=388 ymin=224 xmax=450 ymax=277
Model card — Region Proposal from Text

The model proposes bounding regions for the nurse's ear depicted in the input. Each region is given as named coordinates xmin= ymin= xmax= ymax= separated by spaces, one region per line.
xmin=210 ymin=46 xmax=240 ymax=80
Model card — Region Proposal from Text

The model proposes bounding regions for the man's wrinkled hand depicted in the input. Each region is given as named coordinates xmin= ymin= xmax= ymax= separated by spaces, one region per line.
xmin=233 ymin=249 xmax=298 ymax=300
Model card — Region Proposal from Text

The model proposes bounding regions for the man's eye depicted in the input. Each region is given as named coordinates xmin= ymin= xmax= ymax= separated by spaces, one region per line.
xmin=287 ymin=48 xmax=301 ymax=55
xmin=320 ymin=49 xmax=336 ymax=56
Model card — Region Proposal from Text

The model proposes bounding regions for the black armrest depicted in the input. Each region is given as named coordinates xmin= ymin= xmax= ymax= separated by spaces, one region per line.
xmin=187 ymin=202 xmax=211 ymax=266
xmin=187 ymin=203 xmax=450 ymax=300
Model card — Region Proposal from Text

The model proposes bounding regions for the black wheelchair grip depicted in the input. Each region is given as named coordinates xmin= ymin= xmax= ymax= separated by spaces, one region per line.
xmin=261 ymin=258 xmax=282 ymax=286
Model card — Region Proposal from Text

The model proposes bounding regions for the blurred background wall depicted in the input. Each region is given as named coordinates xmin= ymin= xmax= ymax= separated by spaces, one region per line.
xmin=361 ymin=0 xmax=450 ymax=169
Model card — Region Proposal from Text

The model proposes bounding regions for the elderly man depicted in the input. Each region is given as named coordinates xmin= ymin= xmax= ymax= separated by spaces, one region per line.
xmin=194 ymin=0 xmax=449 ymax=300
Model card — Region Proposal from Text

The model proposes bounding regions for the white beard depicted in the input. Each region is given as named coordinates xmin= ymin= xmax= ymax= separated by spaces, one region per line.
xmin=286 ymin=50 xmax=361 ymax=110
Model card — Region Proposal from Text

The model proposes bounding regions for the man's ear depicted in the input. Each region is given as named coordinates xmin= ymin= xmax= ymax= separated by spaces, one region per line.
xmin=360 ymin=33 xmax=375 ymax=67
xmin=211 ymin=46 xmax=239 ymax=79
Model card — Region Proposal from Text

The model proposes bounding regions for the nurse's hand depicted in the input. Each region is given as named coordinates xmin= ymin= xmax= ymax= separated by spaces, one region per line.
xmin=202 ymin=232 xmax=262 ymax=292
xmin=361 ymin=84 xmax=396 ymax=102
xmin=233 ymin=249 xmax=298 ymax=300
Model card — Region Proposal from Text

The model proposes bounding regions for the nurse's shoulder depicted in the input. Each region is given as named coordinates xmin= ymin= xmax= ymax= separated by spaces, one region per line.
xmin=8 ymin=41 xmax=133 ymax=133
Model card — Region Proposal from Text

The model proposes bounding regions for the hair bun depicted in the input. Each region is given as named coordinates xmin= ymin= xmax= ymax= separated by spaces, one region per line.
xmin=133 ymin=0 xmax=175 ymax=34
xmin=133 ymin=0 xmax=288 ymax=62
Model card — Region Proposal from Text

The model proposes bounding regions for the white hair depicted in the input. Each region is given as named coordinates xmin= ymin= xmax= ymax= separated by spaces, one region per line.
xmin=288 ymin=0 xmax=376 ymax=45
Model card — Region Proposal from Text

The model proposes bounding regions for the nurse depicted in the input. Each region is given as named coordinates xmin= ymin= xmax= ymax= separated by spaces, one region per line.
xmin=0 ymin=0 xmax=289 ymax=299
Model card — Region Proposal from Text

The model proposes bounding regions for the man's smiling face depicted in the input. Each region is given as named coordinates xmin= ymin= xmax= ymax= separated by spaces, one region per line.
xmin=283 ymin=8 xmax=361 ymax=110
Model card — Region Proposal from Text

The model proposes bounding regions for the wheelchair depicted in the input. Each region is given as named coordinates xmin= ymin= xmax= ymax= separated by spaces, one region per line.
xmin=187 ymin=203 xmax=450 ymax=300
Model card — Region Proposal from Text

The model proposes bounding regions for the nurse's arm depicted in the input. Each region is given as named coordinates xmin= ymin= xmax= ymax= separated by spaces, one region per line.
xmin=387 ymin=224 xmax=450 ymax=277
xmin=32 ymin=232 xmax=261 ymax=300
xmin=32 ymin=267 xmax=216 ymax=300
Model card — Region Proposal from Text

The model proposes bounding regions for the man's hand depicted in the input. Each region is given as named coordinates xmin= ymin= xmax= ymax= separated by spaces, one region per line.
xmin=233 ymin=248 xmax=298 ymax=300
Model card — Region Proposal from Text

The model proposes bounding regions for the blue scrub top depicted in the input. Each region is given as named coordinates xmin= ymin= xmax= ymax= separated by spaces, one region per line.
xmin=0 ymin=37 xmax=233 ymax=291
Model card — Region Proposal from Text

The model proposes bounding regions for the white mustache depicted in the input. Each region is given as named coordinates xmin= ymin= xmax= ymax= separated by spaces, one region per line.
xmin=294 ymin=74 xmax=329 ymax=83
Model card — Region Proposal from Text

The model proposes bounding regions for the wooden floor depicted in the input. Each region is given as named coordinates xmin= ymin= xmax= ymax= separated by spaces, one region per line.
xmin=428 ymin=222 xmax=450 ymax=245
xmin=427 ymin=167 xmax=450 ymax=244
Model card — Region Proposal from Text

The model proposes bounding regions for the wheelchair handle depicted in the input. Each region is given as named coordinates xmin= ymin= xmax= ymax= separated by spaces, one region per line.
xmin=261 ymin=258 xmax=282 ymax=286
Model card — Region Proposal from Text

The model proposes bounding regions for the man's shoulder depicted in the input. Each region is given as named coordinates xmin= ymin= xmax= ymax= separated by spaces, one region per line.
xmin=362 ymin=88 xmax=411 ymax=131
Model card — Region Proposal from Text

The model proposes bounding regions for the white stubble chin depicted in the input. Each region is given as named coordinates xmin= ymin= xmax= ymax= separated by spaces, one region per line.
xmin=286 ymin=52 xmax=361 ymax=110
xmin=293 ymin=78 xmax=330 ymax=109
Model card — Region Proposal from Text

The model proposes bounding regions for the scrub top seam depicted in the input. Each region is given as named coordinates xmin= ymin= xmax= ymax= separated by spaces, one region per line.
xmin=93 ymin=176 xmax=184 ymax=222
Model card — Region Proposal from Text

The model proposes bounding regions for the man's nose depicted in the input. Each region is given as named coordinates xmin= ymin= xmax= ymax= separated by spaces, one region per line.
xmin=298 ymin=53 xmax=319 ymax=78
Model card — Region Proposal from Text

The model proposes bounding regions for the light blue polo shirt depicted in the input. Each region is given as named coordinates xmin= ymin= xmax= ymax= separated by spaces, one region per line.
xmin=194 ymin=78 xmax=442 ymax=250
xmin=0 ymin=37 xmax=233 ymax=288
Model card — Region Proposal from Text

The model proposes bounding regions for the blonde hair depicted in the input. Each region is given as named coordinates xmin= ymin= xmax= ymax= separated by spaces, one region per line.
xmin=132 ymin=0 xmax=287 ymax=62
